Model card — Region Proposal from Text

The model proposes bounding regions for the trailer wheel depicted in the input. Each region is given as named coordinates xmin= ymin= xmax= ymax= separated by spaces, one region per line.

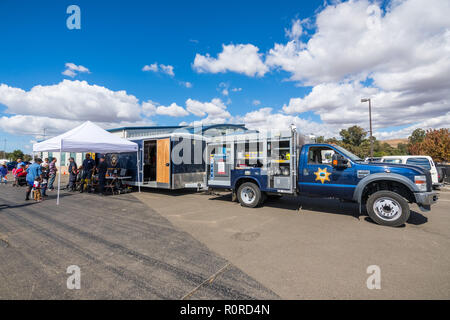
xmin=366 ymin=191 xmax=410 ymax=227
xmin=237 ymin=182 xmax=262 ymax=208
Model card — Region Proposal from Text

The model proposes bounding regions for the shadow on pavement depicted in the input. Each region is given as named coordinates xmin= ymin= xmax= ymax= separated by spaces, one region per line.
xmin=207 ymin=192 xmax=360 ymax=219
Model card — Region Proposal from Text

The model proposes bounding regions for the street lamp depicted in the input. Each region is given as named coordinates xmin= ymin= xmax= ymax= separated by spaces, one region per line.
xmin=361 ymin=98 xmax=373 ymax=161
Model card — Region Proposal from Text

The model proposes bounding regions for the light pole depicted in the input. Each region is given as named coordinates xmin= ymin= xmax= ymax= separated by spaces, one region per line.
xmin=361 ymin=98 xmax=373 ymax=161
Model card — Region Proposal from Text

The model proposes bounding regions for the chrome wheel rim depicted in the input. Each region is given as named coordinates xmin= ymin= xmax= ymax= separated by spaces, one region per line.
xmin=373 ymin=197 xmax=402 ymax=221
xmin=241 ymin=187 xmax=256 ymax=205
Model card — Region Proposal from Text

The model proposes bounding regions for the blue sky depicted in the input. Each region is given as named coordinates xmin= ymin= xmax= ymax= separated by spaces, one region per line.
xmin=0 ymin=0 xmax=448 ymax=153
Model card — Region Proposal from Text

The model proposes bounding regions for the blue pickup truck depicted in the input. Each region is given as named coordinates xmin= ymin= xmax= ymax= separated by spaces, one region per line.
xmin=206 ymin=130 xmax=438 ymax=227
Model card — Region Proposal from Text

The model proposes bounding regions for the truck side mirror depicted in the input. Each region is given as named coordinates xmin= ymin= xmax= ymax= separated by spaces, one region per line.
xmin=332 ymin=153 xmax=348 ymax=168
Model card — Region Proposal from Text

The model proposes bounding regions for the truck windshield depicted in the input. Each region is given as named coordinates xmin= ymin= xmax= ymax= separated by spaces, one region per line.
xmin=333 ymin=146 xmax=362 ymax=162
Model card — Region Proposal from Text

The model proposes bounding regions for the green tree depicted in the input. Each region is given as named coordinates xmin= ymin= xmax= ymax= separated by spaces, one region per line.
xmin=8 ymin=149 xmax=25 ymax=161
xmin=408 ymin=128 xmax=426 ymax=145
xmin=339 ymin=125 xmax=367 ymax=146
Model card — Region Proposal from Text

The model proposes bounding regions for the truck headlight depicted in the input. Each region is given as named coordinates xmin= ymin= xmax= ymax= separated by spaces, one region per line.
xmin=414 ymin=175 xmax=427 ymax=191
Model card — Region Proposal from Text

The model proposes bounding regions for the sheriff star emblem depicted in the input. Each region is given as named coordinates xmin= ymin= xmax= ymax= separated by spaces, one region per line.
xmin=314 ymin=167 xmax=331 ymax=184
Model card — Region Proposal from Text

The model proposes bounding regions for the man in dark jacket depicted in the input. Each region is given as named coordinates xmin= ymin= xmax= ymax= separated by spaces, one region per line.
xmin=97 ymin=157 xmax=108 ymax=195
xmin=80 ymin=153 xmax=95 ymax=193
xmin=68 ymin=157 xmax=78 ymax=191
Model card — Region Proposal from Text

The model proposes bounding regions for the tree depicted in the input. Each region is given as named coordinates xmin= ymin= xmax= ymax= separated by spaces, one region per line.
xmin=419 ymin=129 xmax=450 ymax=162
xmin=339 ymin=125 xmax=367 ymax=146
xmin=397 ymin=143 xmax=408 ymax=155
xmin=408 ymin=128 xmax=426 ymax=145
xmin=7 ymin=149 xmax=25 ymax=161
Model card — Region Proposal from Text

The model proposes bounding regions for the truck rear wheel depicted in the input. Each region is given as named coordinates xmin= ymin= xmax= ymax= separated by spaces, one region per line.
xmin=366 ymin=191 xmax=410 ymax=227
xmin=237 ymin=182 xmax=262 ymax=208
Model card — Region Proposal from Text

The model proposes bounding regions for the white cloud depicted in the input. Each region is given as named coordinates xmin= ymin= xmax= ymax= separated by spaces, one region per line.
xmin=142 ymin=100 xmax=189 ymax=117
xmin=267 ymin=0 xmax=450 ymax=85
xmin=179 ymin=81 xmax=193 ymax=88
xmin=159 ymin=64 xmax=174 ymax=76
xmin=0 ymin=115 xmax=83 ymax=136
xmin=285 ymin=19 xmax=304 ymax=40
xmin=231 ymin=87 xmax=242 ymax=92
xmin=252 ymin=100 xmax=261 ymax=106
xmin=142 ymin=63 xmax=175 ymax=76
xmin=62 ymin=62 xmax=90 ymax=78
xmin=155 ymin=103 xmax=189 ymax=117
xmin=142 ymin=63 xmax=158 ymax=72
xmin=186 ymin=98 xmax=231 ymax=123
xmin=235 ymin=107 xmax=339 ymax=137
xmin=193 ymin=44 xmax=268 ymax=77
xmin=0 ymin=80 xmax=141 ymax=123
xmin=62 ymin=69 xmax=77 ymax=78
xmin=268 ymin=0 xmax=450 ymax=137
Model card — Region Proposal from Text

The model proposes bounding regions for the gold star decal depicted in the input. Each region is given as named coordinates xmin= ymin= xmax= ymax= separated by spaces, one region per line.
xmin=314 ymin=167 xmax=331 ymax=184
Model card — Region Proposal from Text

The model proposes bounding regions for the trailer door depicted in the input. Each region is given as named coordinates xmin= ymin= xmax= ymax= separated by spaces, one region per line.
xmin=157 ymin=138 xmax=171 ymax=185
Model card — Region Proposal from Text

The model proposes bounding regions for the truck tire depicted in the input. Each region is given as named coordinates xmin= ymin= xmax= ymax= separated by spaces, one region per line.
xmin=366 ymin=191 xmax=410 ymax=227
xmin=237 ymin=182 xmax=262 ymax=208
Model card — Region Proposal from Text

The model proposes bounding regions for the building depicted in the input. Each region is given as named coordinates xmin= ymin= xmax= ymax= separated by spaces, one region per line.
xmin=38 ymin=124 xmax=247 ymax=171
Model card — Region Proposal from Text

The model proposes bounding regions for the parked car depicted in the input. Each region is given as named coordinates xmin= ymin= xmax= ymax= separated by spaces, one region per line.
xmin=436 ymin=166 xmax=445 ymax=184
xmin=6 ymin=161 xmax=30 ymax=171
xmin=6 ymin=161 xmax=17 ymax=171
xmin=436 ymin=164 xmax=449 ymax=184
xmin=364 ymin=157 xmax=382 ymax=162
xmin=380 ymin=156 xmax=440 ymax=188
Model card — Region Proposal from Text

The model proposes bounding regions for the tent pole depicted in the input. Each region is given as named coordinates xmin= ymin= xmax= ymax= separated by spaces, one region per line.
xmin=136 ymin=150 xmax=141 ymax=193
xmin=56 ymin=141 xmax=62 ymax=205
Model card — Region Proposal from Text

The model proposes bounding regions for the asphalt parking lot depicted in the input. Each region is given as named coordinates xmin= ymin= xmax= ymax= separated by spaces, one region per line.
xmin=1 ymin=183 xmax=449 ymax=299
xmin=134 ymin=187 xmax=450 ymax=299
xmin=0 ymin=185 xmax=277 ymax=299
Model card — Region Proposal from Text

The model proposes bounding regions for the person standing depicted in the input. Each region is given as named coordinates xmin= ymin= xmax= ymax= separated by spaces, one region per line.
xmin=80 ymin=154 xmax=95 ymax=193
xmin=47 ymin=158 xmax=57 ymax=191
xmin=97 ymin=157 xmax=108 ymax=195
xmin=42 ymin=158 xmax=49 ymax=169
xmin=68 ymin=157 xmax=78 ymax=191
xmin=25 ymin=158 xmax=42 ymax=201
xmin=40 ymin=166 xmax=49 ymax=198
xmin=16 ymin=158 xmax=25 ymax=169
xmin=0 ymin=163 xmax=8 ymax=184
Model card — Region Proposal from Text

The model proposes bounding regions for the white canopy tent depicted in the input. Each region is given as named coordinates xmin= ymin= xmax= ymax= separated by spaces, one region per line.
xmin=33 ymin=121 xmax=140 ymax=204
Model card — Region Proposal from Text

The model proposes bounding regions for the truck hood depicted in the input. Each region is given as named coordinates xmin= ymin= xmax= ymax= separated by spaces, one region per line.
xmin=357 ymin=161 xmax=427 ymax=175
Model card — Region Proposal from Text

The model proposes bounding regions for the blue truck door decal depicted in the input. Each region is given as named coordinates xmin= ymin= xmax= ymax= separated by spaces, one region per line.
xmin=299 ymin=145 xmax=357 ymax=199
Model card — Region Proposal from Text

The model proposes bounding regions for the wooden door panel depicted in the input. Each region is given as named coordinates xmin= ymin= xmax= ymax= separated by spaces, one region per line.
xmin=157 ymin=138 xmax=170 ymax=184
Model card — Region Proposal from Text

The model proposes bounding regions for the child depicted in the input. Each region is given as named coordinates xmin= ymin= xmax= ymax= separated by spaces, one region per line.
xmin=12 ymin=167 xmax=17 ymax=186
xmin=32 ymin=177 xmax=42 ymax=202
xmin=40 ymin=167 xmax=49 ymax=197
xmin=15 ymin=164 xmax=27 ymax=186
xmin=0 ymin=164 xmax=8 ymax=184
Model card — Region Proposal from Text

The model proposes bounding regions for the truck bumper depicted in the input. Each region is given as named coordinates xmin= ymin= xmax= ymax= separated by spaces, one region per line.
xmin=415 ymin=191 xmax=438 ymax=211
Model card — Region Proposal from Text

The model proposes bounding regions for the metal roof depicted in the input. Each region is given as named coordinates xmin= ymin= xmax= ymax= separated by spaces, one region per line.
xmin=107 ymin=123 xmax=247 ymax=134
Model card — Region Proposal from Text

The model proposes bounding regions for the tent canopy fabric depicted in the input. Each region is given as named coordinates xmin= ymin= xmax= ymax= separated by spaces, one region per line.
xmin=33 ymin=121 xmax=138 ymax=153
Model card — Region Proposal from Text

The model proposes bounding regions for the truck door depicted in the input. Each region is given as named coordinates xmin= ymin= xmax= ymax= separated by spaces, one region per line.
xmin=299 ymin=146 xmax=355 ymax=199
xmin=156 ymin=138 xmax=171 ymax=185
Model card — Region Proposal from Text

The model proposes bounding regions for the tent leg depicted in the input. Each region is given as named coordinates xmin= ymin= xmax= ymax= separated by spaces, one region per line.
xmin=136 ymin=151 xmax=141 ymax=193
xmin=57 ymin=149 xmax=62 ymax=205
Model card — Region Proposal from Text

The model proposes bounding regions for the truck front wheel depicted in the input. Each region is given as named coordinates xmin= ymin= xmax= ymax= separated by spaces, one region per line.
xmin=366 ymin=191 xmax=410 ymax=227
xmin=237 ymin=182 xmax=262 ymax=208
